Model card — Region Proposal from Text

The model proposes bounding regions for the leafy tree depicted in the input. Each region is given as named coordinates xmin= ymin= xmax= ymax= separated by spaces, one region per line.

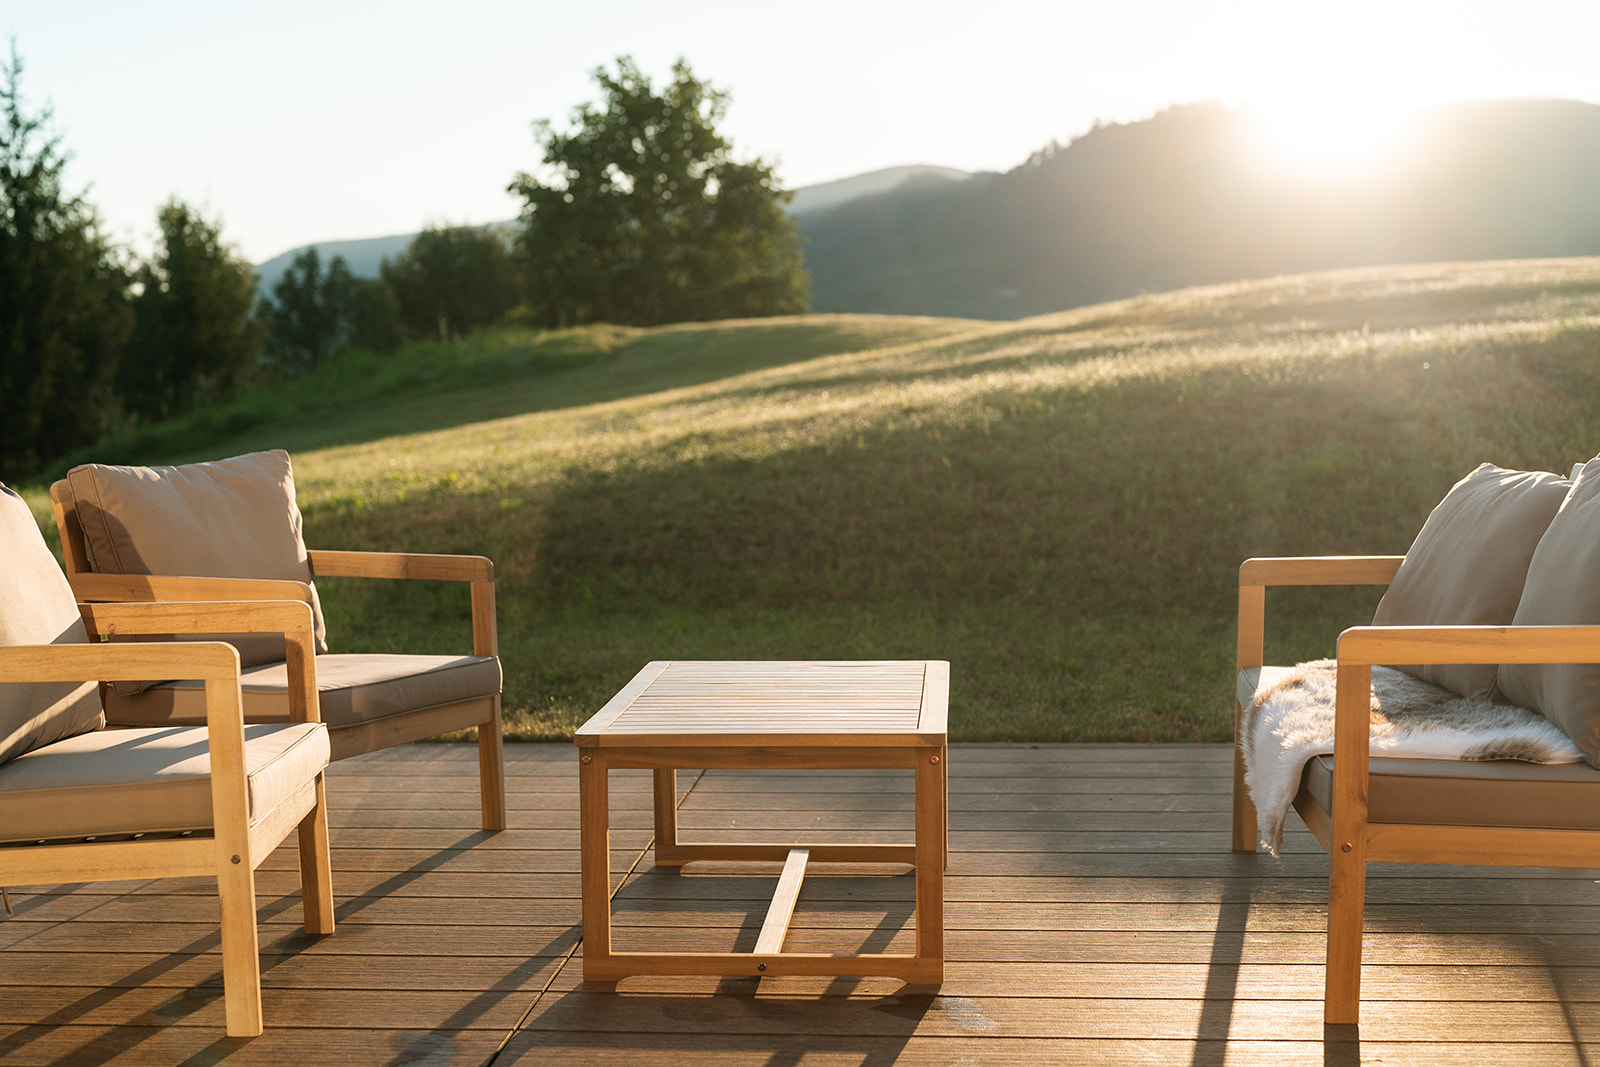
xmin=259 ymin=247 xmax=406 ymax=372
xmin=120 ymin=198 xmax=261 ymax=421
xmin=382 ymin=223 xmax=518 ymax=340
xmin=508 ymin=56 xmax=809 ymax=328
xmin=0 ymin=45 xmax=131 ymax=479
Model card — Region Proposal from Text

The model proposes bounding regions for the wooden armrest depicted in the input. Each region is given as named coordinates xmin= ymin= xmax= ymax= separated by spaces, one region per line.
xmin=0 ymin=640 xmax=241 ymax=686
xmin=1236 ymin=555 xmax=1405 ymax=673
xmin=70 ymin=572 xmax=314 ymax=604
xmin=1338 ymin=623 xmax=1600 ymax=666
xmin=307 ymin=549 xmax=494 ymax=583
xmin=80 ymin=600 xmax=315 ymax=641
xmin=77 ymin=601 xmax=320 ymax=724
xmin=1239 ymin=556 xmax=1404 ymax=587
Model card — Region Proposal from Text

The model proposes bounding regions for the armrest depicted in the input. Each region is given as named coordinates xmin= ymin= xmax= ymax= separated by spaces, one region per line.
xmin=1237 ymin=555 xmax=1404 ymax=672
xmin=70 ymin=572 xmax=314 ymax=605
xmin=307 ymin=549 xmax=498 ymax=657
xmin=307 ymin=550 xmax=493 ymax=583
xmin=78 ymin=600 xmax=320 ymax=724
xmin=1239 ymin=556 xmax=1404 ymax=587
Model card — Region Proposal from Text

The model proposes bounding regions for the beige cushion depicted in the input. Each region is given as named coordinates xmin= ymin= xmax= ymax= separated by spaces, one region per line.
xmin=0 ymin=484 xmax=105 ymax=766
xmin=103 ymin=653 xmax=502 ymax=728
xmin=1302 ymin=752 xmax=1600 ymax=830
xmin=1372 ymin=462 xmax=1570 ymax=700
xmin=64 ymin=450 xmax=328 ymax=692
xmin=0 ymin=722 xmax=328 ymax=842
xmin=1499 ymin=456 xmax=1600 ymax=764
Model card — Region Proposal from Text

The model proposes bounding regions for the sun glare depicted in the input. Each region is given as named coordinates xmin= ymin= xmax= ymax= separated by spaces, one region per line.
xmin=1243 ymin=97 xmax=1423 ymax=180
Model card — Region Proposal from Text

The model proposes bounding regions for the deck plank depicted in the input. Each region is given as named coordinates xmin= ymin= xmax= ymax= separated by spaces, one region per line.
xmin=5 ymin=741 xmax=1600 ymax=1065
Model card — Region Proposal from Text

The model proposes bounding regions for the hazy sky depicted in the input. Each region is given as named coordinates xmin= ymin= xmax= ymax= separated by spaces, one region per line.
xmin=8 ymin=1 xmax=1600 ymax=264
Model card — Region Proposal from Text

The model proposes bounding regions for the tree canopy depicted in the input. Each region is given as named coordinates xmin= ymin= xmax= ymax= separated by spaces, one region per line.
xmin=120 ymin=198 xmax=261 ymax=421
xmin=382 ymin=223 xmax=518 ymax=341
xmin=508 ymin=56 xmax=809 ymax=328
xmin=0 ymin=46 xmax=130 ymax=479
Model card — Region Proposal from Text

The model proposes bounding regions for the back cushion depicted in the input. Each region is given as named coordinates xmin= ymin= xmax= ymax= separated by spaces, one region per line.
xmin=1372 ymin=463 xmax=1570 ymax=700
xmin=65 ymin=450 xmax=328 ymax=687
xmin=1499 ymin=457 xmax=1600 ymax=764
xmin=0 ymin=483 xmax=105 ymax=765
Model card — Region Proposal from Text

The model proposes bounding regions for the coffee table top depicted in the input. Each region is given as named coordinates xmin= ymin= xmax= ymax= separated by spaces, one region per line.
xmin=575 ymin=660 xmax=948 ymax=748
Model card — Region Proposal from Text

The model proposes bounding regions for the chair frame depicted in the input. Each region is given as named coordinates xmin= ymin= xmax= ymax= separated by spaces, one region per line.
xmin=1234 ymin=555 xmax=1600 ymax=1024
xmin=0 ymin=599 xmax=334 ymax=1037
xmin=50 ymin=481 xmax=507 ymax=831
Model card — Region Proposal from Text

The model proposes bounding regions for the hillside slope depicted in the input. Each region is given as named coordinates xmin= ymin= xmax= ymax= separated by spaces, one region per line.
xmin=31 ymin=259 xmax=1600 ymax=742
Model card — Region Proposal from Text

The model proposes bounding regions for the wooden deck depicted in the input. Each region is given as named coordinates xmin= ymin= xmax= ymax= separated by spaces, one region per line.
xmin=5 ymin=742 xmax=1600 ymax=1064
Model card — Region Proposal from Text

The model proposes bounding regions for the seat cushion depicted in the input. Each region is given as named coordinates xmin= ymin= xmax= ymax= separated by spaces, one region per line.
xmin=1372 ymin=462 xmax=1570 ymax=701
xmin=0 ymin=483 xmax=104 ymax=766
xmin=1302 ymin=752 xmax=1600 ymax=830
xmin=1500 ymin=455 xmax=1600 ymax=765
xmin=0 ymin=722 xmax=328 ymax=842
xmin=64 ymin=450 xmax=329 ymax=688
xmin=102 ymin=653 xmax=502 ymax=729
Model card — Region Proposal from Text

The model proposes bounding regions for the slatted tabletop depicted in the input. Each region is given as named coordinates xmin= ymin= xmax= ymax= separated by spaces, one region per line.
xmin=576 ymin=660 xmax=947 ymax=747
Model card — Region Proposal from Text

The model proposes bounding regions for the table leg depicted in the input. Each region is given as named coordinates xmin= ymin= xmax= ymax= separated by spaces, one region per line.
xmin=579 ymin=751 xmax=611 ymax=975
xmin=914 ymin=749 xmax=945 ymax=977
xmin=653 ymin=768 xmax=682 ymax=865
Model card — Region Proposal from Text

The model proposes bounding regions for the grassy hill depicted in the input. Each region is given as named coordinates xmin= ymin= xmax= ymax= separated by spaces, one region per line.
xmin=24 ymin=258 xmax=1600 ymax=742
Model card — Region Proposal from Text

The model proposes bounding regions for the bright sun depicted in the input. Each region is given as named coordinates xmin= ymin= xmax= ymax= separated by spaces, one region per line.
xmin=1242 ymin=96 xmax=1424 ymax=179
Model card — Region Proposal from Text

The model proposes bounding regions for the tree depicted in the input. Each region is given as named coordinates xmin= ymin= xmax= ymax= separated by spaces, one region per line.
xmin=382 ymin=223 xmax=519 ymax=341
xmin=0 ymin=45 xmax=130 ymax=479
xmin=508 ymin=56 xmax=809 ymax=328
xmin=120 ymin=198 xmax=262 ymax=421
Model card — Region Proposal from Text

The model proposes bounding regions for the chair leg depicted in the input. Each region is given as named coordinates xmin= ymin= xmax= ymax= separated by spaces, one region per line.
xmin=1325 ymin=845 xmax=1367 ymax=1024
xmin=1232 ymin=701 xmax=1258 ymax=852
xmin=478 ymin=695 xmax=507 ymax=831
xmin=297 ymin=775 xmax=336 ymax=936
xmin=216 ymin=854 xmax=264 ymax=1037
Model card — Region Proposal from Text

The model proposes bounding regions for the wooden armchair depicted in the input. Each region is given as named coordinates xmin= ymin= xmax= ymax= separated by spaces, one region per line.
xmin=1234 ymin=554 xmax=1600 ymax=1025
xmin=0 ymin=484 xmax=333 ymax=1037
xmin=50 ymin=450 xmax=506 ymax=830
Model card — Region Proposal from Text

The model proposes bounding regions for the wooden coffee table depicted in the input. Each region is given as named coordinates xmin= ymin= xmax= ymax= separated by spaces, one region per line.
xmin=575 ymin=660 xmax=949 ymax=984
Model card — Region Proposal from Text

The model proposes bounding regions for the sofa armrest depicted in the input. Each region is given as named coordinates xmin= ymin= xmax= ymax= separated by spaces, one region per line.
xmin=78 ymin=601 xmax=320 ymax=724
xmin=1237 ymin=556 xmax=1404 ymax=672
xmin=306 ymin=550 xmax=498 ymax=657
xmin=69 ymin=572 xmax=315 ymax=605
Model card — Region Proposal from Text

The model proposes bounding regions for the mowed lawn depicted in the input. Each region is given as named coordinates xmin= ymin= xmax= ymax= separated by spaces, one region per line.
xmin=24 ymin=257 xmax=1600 ymax=742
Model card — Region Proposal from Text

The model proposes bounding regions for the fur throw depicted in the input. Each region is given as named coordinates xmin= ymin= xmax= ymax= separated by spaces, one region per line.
xmin=1242 ymin=660 xmax=1581 ymax=855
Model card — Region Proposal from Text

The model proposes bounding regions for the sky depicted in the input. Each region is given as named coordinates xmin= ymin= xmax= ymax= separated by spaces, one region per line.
xmin=7 ymin=0 xmax=1600 ymax=265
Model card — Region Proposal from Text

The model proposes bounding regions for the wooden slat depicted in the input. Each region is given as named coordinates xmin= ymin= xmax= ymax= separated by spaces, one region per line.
xmin=752 ymin=849 xmax=808 ymax=954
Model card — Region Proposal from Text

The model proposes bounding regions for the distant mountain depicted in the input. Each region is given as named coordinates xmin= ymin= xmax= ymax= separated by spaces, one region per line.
xmin=797 ymin=99 xmax=1600 ymax=319
xmin=255 ymin=231 xmax=416 ymax=297
xmin=252 ymin=168 xmax=971 ymax=297
xmin=788 ymin=165 xmax=973 ymax=215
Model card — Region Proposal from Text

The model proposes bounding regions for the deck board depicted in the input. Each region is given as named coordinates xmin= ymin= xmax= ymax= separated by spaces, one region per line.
xmin=6 ymin=741 xmax=1600 ymax=1064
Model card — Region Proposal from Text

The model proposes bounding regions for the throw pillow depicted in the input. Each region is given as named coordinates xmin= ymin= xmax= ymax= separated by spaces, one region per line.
xmin=1498 ymin=456 xmax=1600 ymax=764
xmin=0 ymin=483 xmax=105 ymax=765
xmin=1372 ymin=462 xmax=1570 ymax=700
xmin=65 ymin=450 xmax=328 ymax=694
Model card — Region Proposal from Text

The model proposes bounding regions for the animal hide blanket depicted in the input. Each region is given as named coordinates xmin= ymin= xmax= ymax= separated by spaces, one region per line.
xmin=1241 ymin=659 xmax=1582 ymax=855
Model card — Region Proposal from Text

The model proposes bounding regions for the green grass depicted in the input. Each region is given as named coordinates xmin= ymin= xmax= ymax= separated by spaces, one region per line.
xmin=20 ymin=259 xmax=1600 ymax=742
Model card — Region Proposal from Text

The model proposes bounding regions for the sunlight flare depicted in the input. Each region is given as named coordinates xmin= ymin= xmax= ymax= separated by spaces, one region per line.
xmin=1242 ymin=95 xmax=1424 ymax=179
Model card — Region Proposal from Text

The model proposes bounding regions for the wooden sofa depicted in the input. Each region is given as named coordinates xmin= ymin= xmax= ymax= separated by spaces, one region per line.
xmin=1234 ymin=459 xmax=1600 ymax=1025
xmin=0 ymin=483 xmax=334 ymax=1037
